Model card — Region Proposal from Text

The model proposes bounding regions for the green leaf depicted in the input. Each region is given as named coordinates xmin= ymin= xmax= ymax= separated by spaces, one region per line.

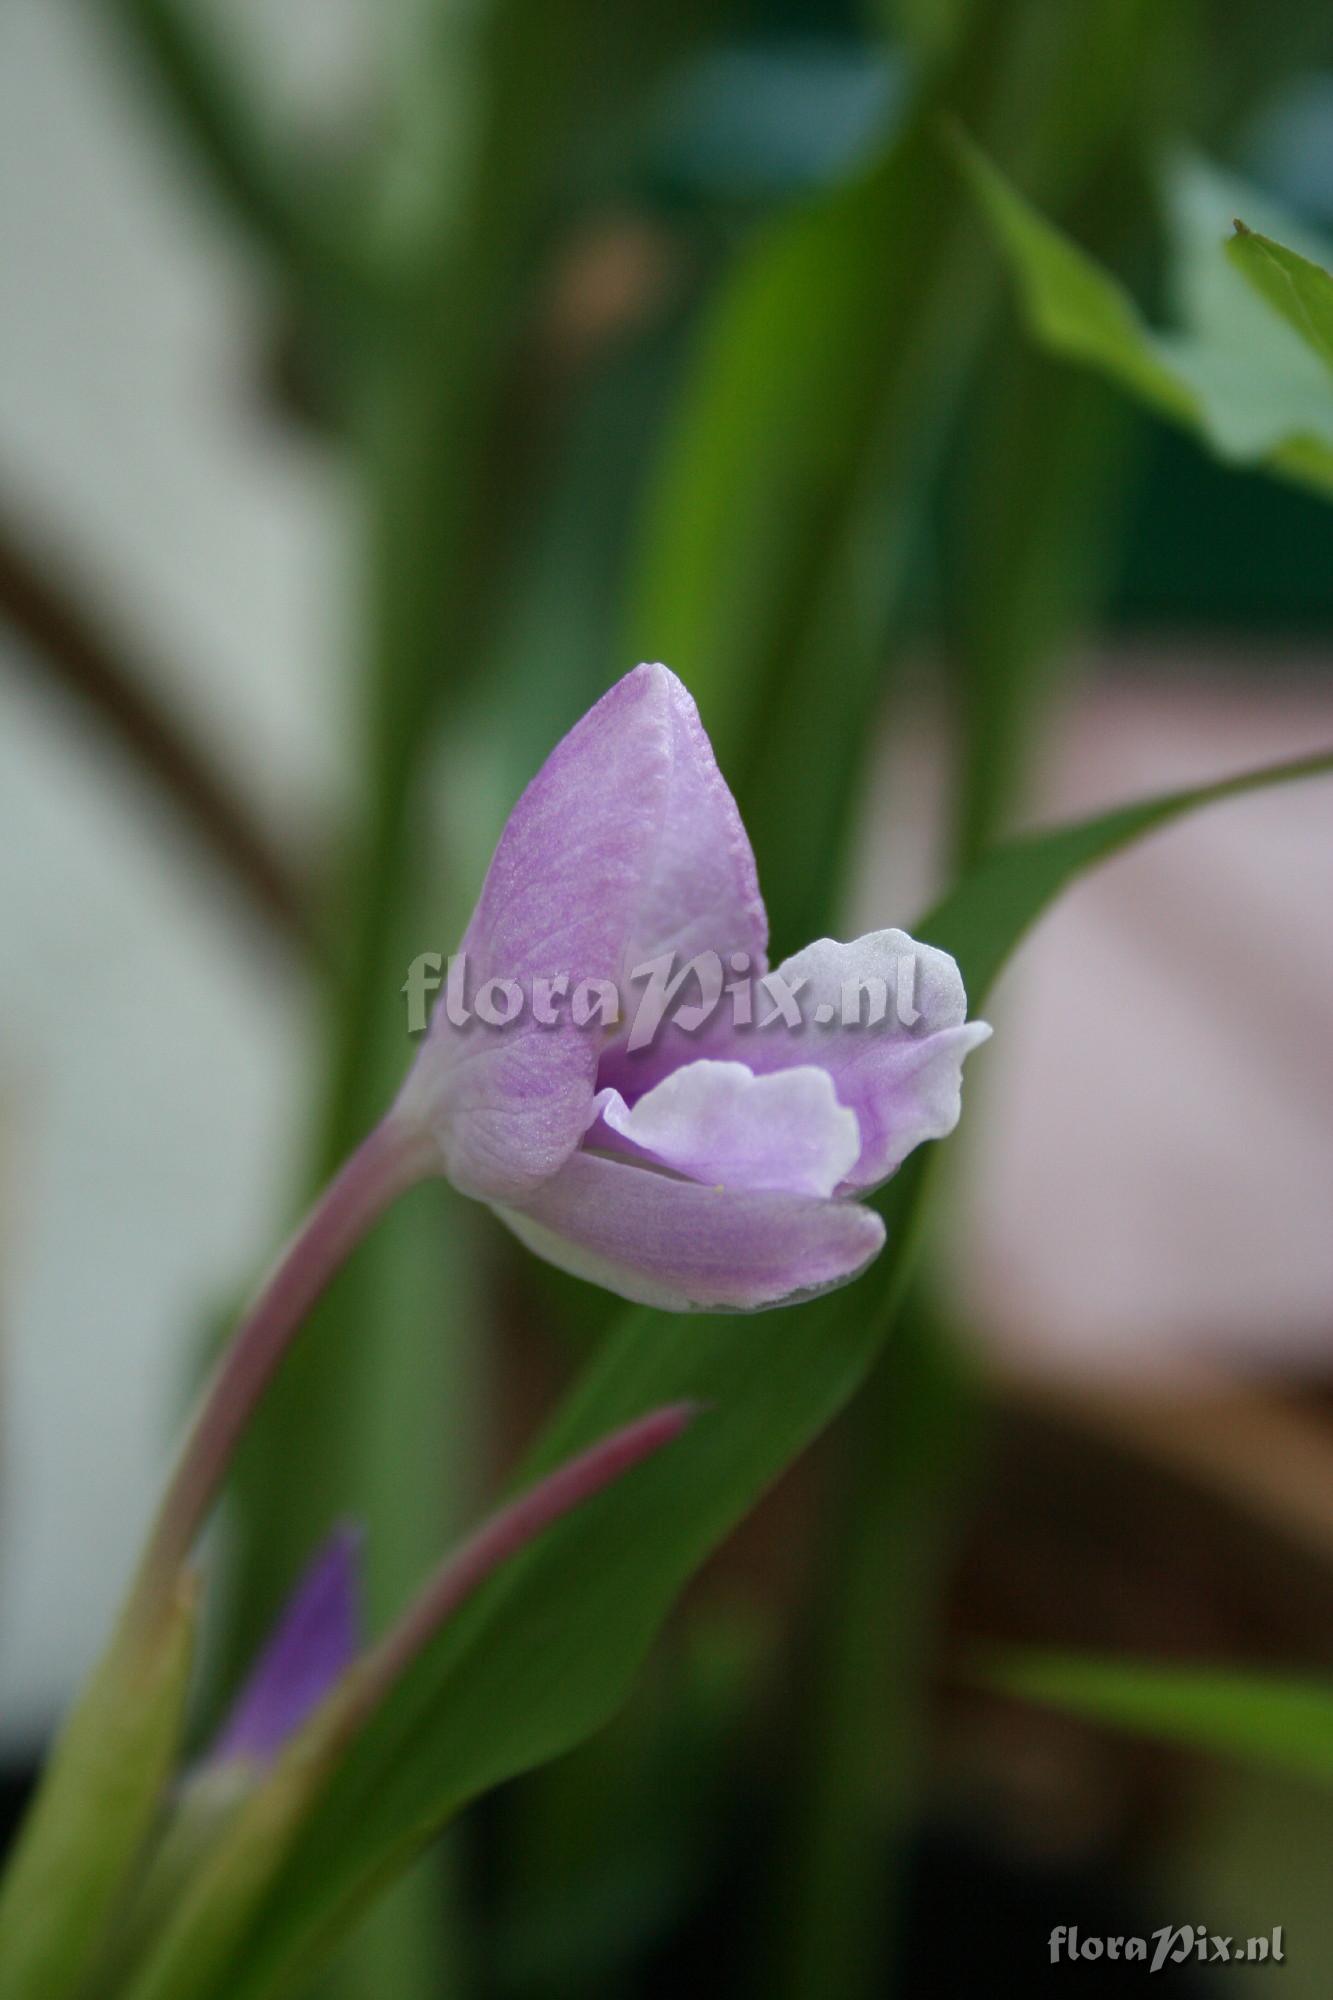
xmin=627 ymin=0 xmax=1153 ymax=952
xmin=1229 ymin=223 xmax=1333 ymax=373
xmin=975 ymin=1649 xmax=1333 ymax=1786
xmin=917 ymin=744 xmax=1333 ymax=999
xmin=200 ymin=741 xmax=1333 ymax=2000
xmin=952 ymin=129 xmax=1197 ymax=425
xmin=623 ymin=121 xmax=922 ymax=768
xmin=119 ymin=1695 xmax=357 ymax=2000
xmin=955 ymin=135 xmax=1333 ymax=496
xmin=1162 ymin=155 xmax=1333 ymax=470
xmin=885 ymin=0 xmax=970 ymax=60
xmin=944 ymin=333 xmax=1131 ymax=866
xmin=0 ymin=1578 xmax=198 ymax=2000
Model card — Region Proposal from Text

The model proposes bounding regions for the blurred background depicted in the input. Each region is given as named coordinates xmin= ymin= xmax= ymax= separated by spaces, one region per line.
xmin=2 ymin=0 xmax=1332 ymax=1993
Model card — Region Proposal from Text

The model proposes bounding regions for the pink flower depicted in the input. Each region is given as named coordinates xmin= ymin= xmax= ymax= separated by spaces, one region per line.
xmin=396 ymin=664 xmax=990 ymax=1310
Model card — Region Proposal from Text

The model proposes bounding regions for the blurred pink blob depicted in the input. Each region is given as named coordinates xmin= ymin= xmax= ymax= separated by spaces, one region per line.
xmin=854 ymin=660 xmax=1333 ymax=1382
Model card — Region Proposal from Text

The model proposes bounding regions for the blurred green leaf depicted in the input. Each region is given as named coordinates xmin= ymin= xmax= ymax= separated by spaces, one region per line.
xmin=917 ymin=743 xmax=1333 ymax=998
xmin=0 ymin=1579 xmax=198 ymax=2000
xmin=777 ymin=1296 xmax=978 ymax=2000
xmin=956 ymin=135 xmax=1333 ymax=495
xmin=886 ymin=0 xmax=970 ymax=61
xmin=119 ymin=1690 xmax=363 ymax=2000
xmin=624 ymin=124 xmax=919 ymax=765
xmin=207 ymin=741 xmax=1333 ymax=2000
xmin=111 ymin=0 xmax=374 ymax=306
xmin=490 ymin=1613 xmax=761 ymax=1992
xmin=944 ymin=332 xmax=1131 ymax=866
xmin=976 ymin=1649 xmax=1333 ymax=1786
xmin=1165 ymin=155 xmax=1333 ymax=466
xmin=629 ymin=0 xmax=1157 ymax=949
xmin=952 ymin=129 xmax=1195 ymax=419
xmin=1229 ymin=224 xmax=1333 ymax=372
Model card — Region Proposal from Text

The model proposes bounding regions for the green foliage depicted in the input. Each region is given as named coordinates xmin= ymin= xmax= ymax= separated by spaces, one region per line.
xmin=1229 ymin=223 xmax=1333 ymax=372
xmin=120 ymin=1699 xmax=359 ymax=2000
xmin=976 ymin=1650 xmax=1333 ymax=1786
xmin=628 ymin=0 xmax=1158 ymax=950
xmin=0 ymin=1581 xmax=198 ymax=2000
xmin=916 ymin=745 xmax=1333 ymax=999
xmin=957 ymin=136 xmax=1333 ymax=494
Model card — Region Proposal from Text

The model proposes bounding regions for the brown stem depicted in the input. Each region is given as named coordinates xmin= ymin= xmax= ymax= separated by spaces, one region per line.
xmin=0 ymin=513 xmax=317 ymax=954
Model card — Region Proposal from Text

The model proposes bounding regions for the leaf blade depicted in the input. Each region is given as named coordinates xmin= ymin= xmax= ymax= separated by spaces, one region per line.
xmin=1229 ymin=224 xmax=1333 ymax=373
xmin=918 ymin=746 xmax=1333 ymax=1000
xmin=951 ymin=128 xmax=1198 ymax=426
xmin=956 ymin=134 xmax=1333 ymax=495
xmin=974 ymin=1648 xmax=1333 ymax=1786
xmin=0 ymin=1579 xmax=198 ymax=2000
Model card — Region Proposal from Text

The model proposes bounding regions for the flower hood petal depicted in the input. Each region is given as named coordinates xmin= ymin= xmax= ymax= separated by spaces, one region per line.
xmin=616 ymin=666 xmax=767 ymax=988
xmin=398 ymin=664 xmax=767 ymax=1203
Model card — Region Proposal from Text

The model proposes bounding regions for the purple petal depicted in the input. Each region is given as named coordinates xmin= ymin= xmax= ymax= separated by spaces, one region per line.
xmin=616 ymin=666 xmax=767 ymax=986
xmin=210 ymin=1527 xmax=362 ymax=1766
xmin=495 ymin=1149 xmax=885 ymax=1311
xmin=773 ymin=929 xmax=970 ymax=1035
xmin=596 ymin=928 xmax=989 ymax=1192
xmin=399 ymin=665 xmax=766 ymax=1204
xmin=748 ymin=932 xmax=990 ymax=1191
xmin=818 ymin=1021 xmax=992 ymax=1189
xmin=592 ymin=1060 xmax=860 ymax=1197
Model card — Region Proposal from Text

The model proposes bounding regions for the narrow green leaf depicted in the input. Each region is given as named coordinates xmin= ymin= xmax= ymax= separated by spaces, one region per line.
xmin=624 ymin=125 xmax=917 ymax=765
xmin=956 ymin=135 xmax=1333 ymax=494
xmin=944 ymin=334 xmax=1131 ymax=866
xmin=952 ymin=129 xmax=1197 ymax=425
xmin=110 ymin=0 xmax=369 ymax=303
xmin=1229 ymin=223 xmax=1333 ymax=372
xmin=886 ymin=0 xmax=970 ymax=61
xmin=919 ymin=745 xmax=1333 ymax=1001
xmin=628 ymin=0 xmax=1151 ymax=952
xmin=217 ymin=743 xmax=1333 ymax=1998
xmin=975 ymin=1649 xmax=1333 ymax=1785
xmin=0 ymin=1578 xmax=198 ymax=2000
xmin=120 ymin=1696 xmax=356 ymax=2000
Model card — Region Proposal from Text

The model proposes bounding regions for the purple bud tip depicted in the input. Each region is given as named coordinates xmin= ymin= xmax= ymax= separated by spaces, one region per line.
xmin=209 ymin=1523 xmax=363 ymax=1766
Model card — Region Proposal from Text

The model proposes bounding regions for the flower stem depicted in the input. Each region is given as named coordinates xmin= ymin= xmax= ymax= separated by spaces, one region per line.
xmin=132 ymin=1113 xmax=434 ymax=1614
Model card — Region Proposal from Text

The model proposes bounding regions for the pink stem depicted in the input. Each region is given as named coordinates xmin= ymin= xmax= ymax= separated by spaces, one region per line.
xmin=349 ymin=1403 xmax=698 ymax=1725
xmin=134 ymin=1114 xmax=434 ymax=1609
